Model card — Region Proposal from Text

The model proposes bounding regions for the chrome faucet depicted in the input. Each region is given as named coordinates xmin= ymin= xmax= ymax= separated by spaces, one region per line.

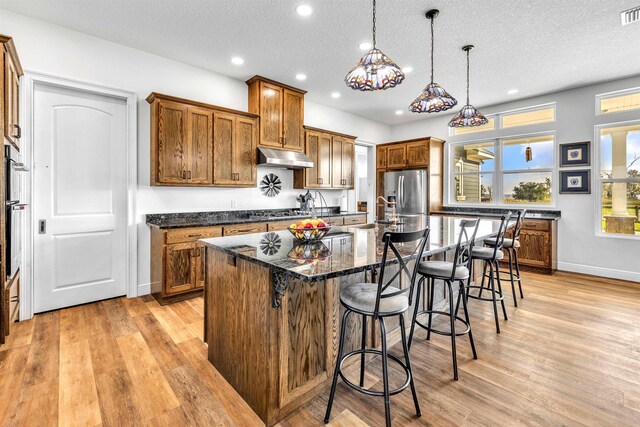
xmin=377 ymin=196 xmax=399 ymax=228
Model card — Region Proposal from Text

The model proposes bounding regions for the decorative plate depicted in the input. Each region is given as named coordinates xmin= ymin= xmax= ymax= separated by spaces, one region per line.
xmin=259 ymin=232 xmax=282 ymax=256
xmin=260 ymin=173 xmax=282 ymax=197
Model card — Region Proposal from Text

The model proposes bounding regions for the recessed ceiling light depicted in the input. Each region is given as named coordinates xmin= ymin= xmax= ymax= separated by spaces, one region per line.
xmin=296 ymin=4 xmax=313 ymax=17
xmin=507 ymin=89 xmax=519 ymax=95
xmin=295 ymin=73 xmax=307 ymax=81
xmin=231 ymin=56 xmax=244 ymax=65
xmin=395 ymin=110 xmax=404 ymax=115
xmin=402 ymin=66 xmax=413 ymax=74
xmin=331 ymin=92 xmax=341 ymax=98
xmin=358 ymin=42 xmax=372 ymax=51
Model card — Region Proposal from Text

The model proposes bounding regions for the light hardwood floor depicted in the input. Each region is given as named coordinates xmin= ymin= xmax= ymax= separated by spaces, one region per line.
xmin=1 ymin=271 xmax=639 ymax=426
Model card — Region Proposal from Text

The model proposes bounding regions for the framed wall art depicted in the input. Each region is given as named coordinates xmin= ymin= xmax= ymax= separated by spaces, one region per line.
xmin=560 ymin=169 xmax=591 ymax=194
xmin=560 ymin=141 xmax=590 ymax=167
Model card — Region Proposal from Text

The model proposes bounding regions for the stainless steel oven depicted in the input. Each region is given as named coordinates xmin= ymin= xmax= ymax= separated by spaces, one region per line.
xmin=5 ymin=145 xmax=28 ymax=279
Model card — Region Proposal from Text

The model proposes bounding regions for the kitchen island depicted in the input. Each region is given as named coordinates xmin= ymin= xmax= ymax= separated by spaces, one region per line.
xmin=200 ymin=215 xmax=506 ymax=425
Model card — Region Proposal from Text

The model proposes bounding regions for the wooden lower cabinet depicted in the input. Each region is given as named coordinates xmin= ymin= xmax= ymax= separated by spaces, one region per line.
xmin=502 ymin=219 xmax=557 ymax=274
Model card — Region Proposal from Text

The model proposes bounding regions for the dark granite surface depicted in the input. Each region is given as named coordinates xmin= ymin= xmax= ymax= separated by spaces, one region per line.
xmin=146 ymin=207 xmax=367 ymax=229
xmin=200 ymin=215 xmax=505 ymax=282
xmin=434 ymin=206 xmax=560 ymax=221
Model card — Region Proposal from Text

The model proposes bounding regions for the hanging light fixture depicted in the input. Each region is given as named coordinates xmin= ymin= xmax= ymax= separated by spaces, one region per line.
xmin=449 ymin=45 xmax=488 ymax=127
xmin=408 ymin=9 xmax=457 ymax=113
xmin=345 ymin=0 xmax=405 ymax=91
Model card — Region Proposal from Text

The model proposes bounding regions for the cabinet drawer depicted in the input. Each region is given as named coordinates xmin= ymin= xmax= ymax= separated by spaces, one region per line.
xmin=522 ymin=220 xmax=550 ymax=232
xmin=343 ymin=215 xmax=366 ymax=225
xmin=223 ymin=222 xmax=267 ymax=236
xmin=267 ymin=220 xmax=292 ymax=231
xmin=327 ymin=217 xmax=344 ymax=226
xmin=166 ymin=226 xmax=222 ymax=244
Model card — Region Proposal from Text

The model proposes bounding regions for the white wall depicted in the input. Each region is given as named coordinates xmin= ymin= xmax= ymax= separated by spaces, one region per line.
xmin=0 ymin=10 xmax=392 ymax=292
xmin=391 ymin=75 xmax=640 ymax=282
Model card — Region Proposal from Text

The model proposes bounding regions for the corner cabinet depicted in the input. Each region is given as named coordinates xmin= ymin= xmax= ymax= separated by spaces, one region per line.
xmin=294 ymin=126 xmax=356 ymax=190
xmin=375 ymin=137 xmax=445 ymax=217
xmin=246 ymin=75 xmax=306 ymax=152
xmin=147 ymin=93 xmax=259 ymax=187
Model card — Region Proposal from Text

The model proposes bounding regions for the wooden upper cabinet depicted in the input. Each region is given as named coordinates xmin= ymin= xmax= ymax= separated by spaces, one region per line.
xmin=282 ymin=89 xmax=304 ymax=151
xmin=2 ymin=36 xmax=23 ymax=150
xmin=376 ymin=145 xmax=387 ymax=169
xmin=387 ymin=144 xmax=407 ymax=168
xmin=247 ymin=76 xmax=306 ymax=152
xmin=298 ymin=131 xmax=331 ymax=188
xmin=342 ymin=138 xmax=355 ymax=188
xmin=157 ymin=100 xmax=189 ymax=184
xmin=406 ymin=141 xmax=429 ymax=167
xmin=148 ymin=92 xmax=259 ymax=187
xmin=332 ymin=137 xmax=355 ymax=188
xmin=331 ymin=136 xmax=344 ymax=187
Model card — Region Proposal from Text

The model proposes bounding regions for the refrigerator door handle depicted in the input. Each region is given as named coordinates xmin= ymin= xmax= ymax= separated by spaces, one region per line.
xmin=398 ymin=175 xmax=404 ymax=209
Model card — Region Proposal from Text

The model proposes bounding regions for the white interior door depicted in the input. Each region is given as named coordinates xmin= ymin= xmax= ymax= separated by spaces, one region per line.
xmin=33 ymin=82 xmax=128 ymax=313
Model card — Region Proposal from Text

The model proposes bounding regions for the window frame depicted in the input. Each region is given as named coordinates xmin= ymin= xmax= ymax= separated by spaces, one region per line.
xmin=448 ymin=130 xmax=557 ymax=208
xmin=595 ymin=87 xmax=640 ymax=116
xmin=500 ymin=104 xmax=556 ymax=129
xmin=594 ymin=119 xmax=640 ymax=240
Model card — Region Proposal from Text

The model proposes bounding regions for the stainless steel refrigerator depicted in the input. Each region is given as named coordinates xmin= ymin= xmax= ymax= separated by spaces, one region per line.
xmin=383 ymin=169 xmax=428 ymax=219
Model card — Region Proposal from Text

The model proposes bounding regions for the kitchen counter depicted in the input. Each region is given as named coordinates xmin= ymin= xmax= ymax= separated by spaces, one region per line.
xmin=201 ymin=215 xmax=504 ymax=425
xmin=146 ymin=207 xmax=366 ymax=229
xmin=433 ymin=207 xmax=560 ymax=221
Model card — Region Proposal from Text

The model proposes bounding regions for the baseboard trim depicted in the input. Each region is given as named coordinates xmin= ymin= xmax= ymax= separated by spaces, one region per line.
xmin=137 ymin=283 xmax=151 ymax=296
xmin=557 ymin=262 xmax=640 ymax=283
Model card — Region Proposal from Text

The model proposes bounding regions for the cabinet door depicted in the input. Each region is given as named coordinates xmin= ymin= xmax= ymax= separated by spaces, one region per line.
xmin=406 ymin=141 xmax=429 ymax=167
xmin=194 ymin=244 xmax=206 ymax=289
xmin=234 ymin=116 xmax=258 ymax=185
xmin=213 ymin=112 xmax=236 ymax=185
xmin=282 ymin=89 xmax=304 ymax=152
xmin=342 ymin=139 xmax=355 ymax=188
xmin=4 ymin=51 xmax=20 ymax=147
xmin=331 ymin=136 xmax=344 ymax=188
xmin=187 ymin=107 xmax=213 ymax=184
xmin=317 ymin=133 xmax=332 ymax=188
xmin=157 ymin=100 xmax=189 ymax=183
xmin=517 ymin=230 xmax=550 ymax=268
xmin=376 ymin=145 xmax=387 ymax=169
xmin=165 ymin=243 xmax=196 ymax=295
xmin=387 ymin=144 xmax=406 ymax=168
xmin=304 ymin=132 xmax=320 ymax=188
xmin=259 ymin=82 xmax=283 ymax=148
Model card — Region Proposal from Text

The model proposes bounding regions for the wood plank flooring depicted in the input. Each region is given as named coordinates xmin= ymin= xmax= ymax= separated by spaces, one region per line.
xmin=0 ymin=271 xmax=639 ymax=426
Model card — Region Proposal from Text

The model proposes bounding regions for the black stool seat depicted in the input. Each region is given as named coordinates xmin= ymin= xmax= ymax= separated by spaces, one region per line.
xmin=484 ymin=237 xmax=520 ymax=248
xmin=341 ymin=283 xmax=408 ymax=314
xmin=418 ymin=261 xmax=469 ymax=280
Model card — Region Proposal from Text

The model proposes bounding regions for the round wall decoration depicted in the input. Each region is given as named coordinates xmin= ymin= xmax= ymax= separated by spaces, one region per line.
xmin=260 ymin=232 xmax=282 ymax=255
xmin=260 ymin=173 xmax=282 ymax=197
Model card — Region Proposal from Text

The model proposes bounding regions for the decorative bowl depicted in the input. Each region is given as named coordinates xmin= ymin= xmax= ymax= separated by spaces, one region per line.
xmin=287 ymin=241 xmax=331 ymax=263
xmin=287 ymin=225 xmax=331 ymax=241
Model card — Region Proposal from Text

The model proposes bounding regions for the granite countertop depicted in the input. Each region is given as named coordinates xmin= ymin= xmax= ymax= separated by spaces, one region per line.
xmin=433 ymin=207 xmax=560 ymax=221
xmin=200 ymin=215 xmax=506 ymax=282
xmin=146 ymin=207 xmax=367 ymax=229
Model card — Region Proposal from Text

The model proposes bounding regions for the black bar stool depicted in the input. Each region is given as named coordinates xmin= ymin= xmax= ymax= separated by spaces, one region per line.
xmin=483 ymin=209 xmax=526 ymax=306
xmin=408 ymin=219 xmax=480 ymax=381
xmin=467 ymin=213 xmax=512 ymax=333
xmin=324 ymin=228 xmax=430 ymax=427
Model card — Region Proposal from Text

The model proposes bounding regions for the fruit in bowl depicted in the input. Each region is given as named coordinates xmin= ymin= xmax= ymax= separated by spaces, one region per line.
xmin=288 ymin=240 xmax=331 ymax=264
xmin=288 ymin=218 xmax=331 ymax=241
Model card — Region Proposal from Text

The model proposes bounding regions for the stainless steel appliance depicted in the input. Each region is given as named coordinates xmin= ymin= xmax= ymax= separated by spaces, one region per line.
xmin=5 ymin=145 xmax=27 ymax=279
xmin=383 ymin=169 xmax=428 ymax=220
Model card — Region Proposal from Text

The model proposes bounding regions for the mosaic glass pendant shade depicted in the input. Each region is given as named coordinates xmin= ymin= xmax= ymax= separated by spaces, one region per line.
xmin=345 ymin=0 xmax=405 ymax=91
xmin=409 ymin=9 xmax=457 ymax=113
xmin=345 ymin=48 xmax=405 ymax=91
xmin=449 ymin=45 xmax=488 ymax=127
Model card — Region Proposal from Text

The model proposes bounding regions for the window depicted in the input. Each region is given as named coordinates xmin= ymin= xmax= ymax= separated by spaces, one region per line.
xmin=451 ymin=116 xmax=496 ymax=136
xmin=597 ymin=88 xmax=640 ymax=115
xmin=598 ymin=123 xmax=640 ymax=237
xmin=502 ymin=106 xmax=555 ymax=129
xmin=451 ymin=133 xmax=555 ymax=206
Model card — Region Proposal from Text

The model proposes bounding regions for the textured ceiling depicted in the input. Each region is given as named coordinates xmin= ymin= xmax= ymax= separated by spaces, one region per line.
xmin=1 ymin=0 xmax=639 ymax=125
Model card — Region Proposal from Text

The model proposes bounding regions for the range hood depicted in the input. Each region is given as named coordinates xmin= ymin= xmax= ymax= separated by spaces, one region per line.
xmin=257 ymin=147 xmax=313 ymax=169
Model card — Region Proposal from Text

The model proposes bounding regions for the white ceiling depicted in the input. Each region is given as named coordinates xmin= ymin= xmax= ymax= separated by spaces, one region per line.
xmin=1 ymin=0 xmax=639 ymax=125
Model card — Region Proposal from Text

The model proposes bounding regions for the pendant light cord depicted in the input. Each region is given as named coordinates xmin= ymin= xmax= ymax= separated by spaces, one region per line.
xmin=466 ymin=48 xmax=470 ymax=104
xmin=372 ymin=0 xmax=377 ymax=48
xmin=430 ymin=14 xmax=434 ymax=83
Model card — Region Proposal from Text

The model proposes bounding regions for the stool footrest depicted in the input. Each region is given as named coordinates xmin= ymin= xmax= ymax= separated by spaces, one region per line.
xmin=466 ymin=285 xmax=504 ymax=302
xmin=337 ymin=349 xmax=411 ymax=397
xmin=412 ymin=310 xmax=471 ymax=336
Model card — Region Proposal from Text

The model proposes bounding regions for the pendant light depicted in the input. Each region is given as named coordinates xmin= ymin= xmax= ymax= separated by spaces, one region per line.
xmin=449 ymin=45 xmax=488 ymax=127
xmin=409 ymin=9 xmax=457 ymax=113
xmin=345 ymin=0 xmax=405 ymax=91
